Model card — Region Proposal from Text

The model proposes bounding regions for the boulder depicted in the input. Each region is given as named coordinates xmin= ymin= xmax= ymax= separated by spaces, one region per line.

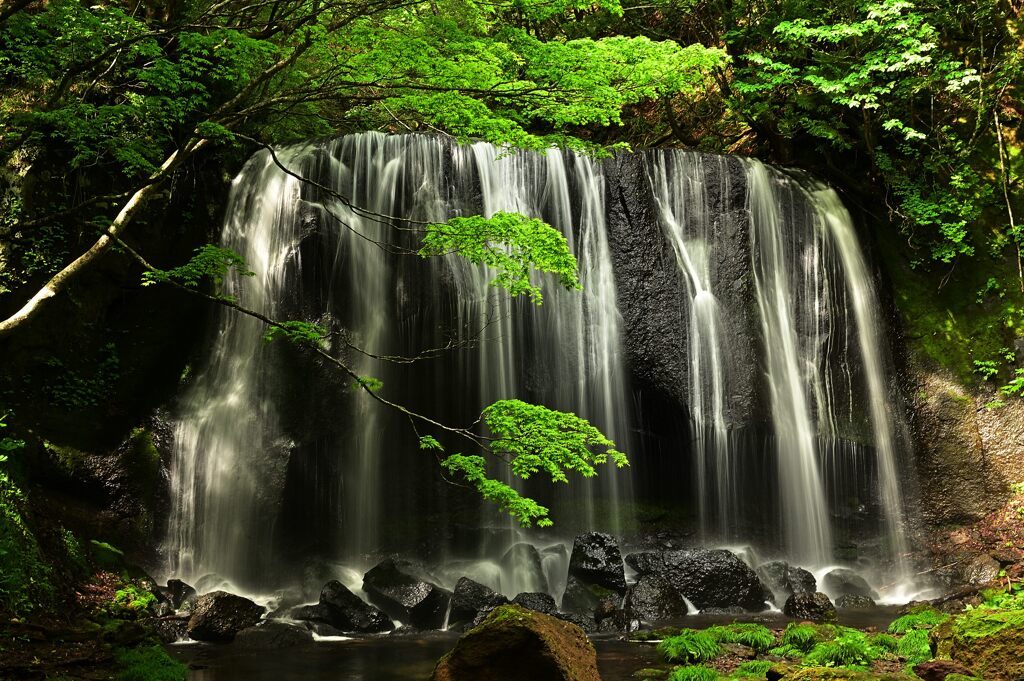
xmin=946 ymin=608 xmax=1024 ymax=680
xmin=450 ymin=577 xmax=508 ymax=627
xmin=187 ymin=591 xmax=265 ymax=642
xmin=147 ymin=616 xmax=188 ymax=644
xmin=430 ymin=604 xmax=600 ymax=681
xmin=560 ymin=575 xmax=621 ymax=615
xmin=756 ymin=561 xmax=816 ymax=604
xmin=625 ymin=573 xmax=689 ymax=621
xmin=234 ymin=621 xmax=313 ymax=649
xmin=835 ymin=594 xmax=876 ymax=610
xmin=912 ymin=660 xmax=977 ymax=681
xmin=512 ymin=592 xmax=556 ymax=615
xmin=161 ymin=579 xmax=197 ymax=611
xmin=626 ymin=548 xmax=768 ymax=611
xmin=553 ymin=612 xmax=597 ymax=633
xmin=567 ymin=533 xmax=626 ymax=594
xmin=961 ymin=554 xmax=1001 ymax=585
xmin=501 ymin=543 xmax=549 ymax=594
xmin=783 ymin=592 xmax=837 ymax=622
xmin=822 ymin=569 xmax=878 ymax=600
xmin=317 ymin=580 xmax=393 ymax=633
xmin=362 ymin=558 xmax=452 ymax=630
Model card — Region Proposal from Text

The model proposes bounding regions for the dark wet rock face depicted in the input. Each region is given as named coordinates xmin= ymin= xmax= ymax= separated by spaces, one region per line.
xmin=625 ymin=573 xmax=690 ymax=621
xmin=449 ymin=577 xmax=508 ymax=627
xmin=756 ymin=561 xmax=816 ymax=604
xmin=567 ymin=533 xmax=626 ymax=594
xmin=316 ymin=580 xmax=393 ymax=633
xmin=234 ymin=621 xmax=313 ymax=649
xmin=512 ymin=592 xmax=556 ymax=615
xmin=362 ymin=558 xmax=451 ymax=630
xmin=626 ymin=548 xmax=769 ymax=612
xmin=430 ymin=604 xmax=600 ymax=681
xmin=147 ymin=616 xmax=188 ymax=643
xmin=160 ymin=579 xmax=197 ymax=611
xmin=835 ymin=594 xmax=876 ymax=610
xmin=783 ymin=592 xmax=837 ymax=622
xmin=187 ymin=591 xmax=265 ymax=642
xmin=822 ymin=568 xmax=879 ymax=600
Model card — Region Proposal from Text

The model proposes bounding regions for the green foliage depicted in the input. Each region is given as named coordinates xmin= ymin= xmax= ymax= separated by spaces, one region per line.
xmin=802 ymin=628 xmax=880 ymax=668
xmin=420 ymin=212 xmax=581 ymax=304
xmin=730 ymin=661 xmax=773 ymax=678
xmin=668 ymin=666 xmax=720 ymax=681
xmin=61 ymin=527 xmax=89 ymax=578
xmin=114 ymin=644 xmax=187 ymax=681
xmin=441 ymin=453 xmax=552 ymax=527
xmin=657 ymin=629 xmax=722 ymax=664
xmin=781 ymin=623 xmax=829 ymax=652
xmin=972 ymin=582 xmax=1024 ymax=611
xmin=142 ymin=245 xmax=254 ymax=291
xmin=110 ymin=583 xmax=157 ymax=618
xmin=868 ymin=632 xmax=898 ymax=652
xmin=43 ymin=342 xmax=119 ymax=409
xmin=89 ymin=539 xmax=126 ymax=571
xmin=895 ymin=628 xmax=931 ymax=664
xmin=350 ymin=375 xmax=384 ymax=392
xmin=888 ymin=607 xmax=949 ymax=633
xmin=705 ymin=623 xmax=775 ymax=652
xmin=263 ymin=321 xmax=329 ymax=349
xmin=0 ymin=469 xmax=54 ymax=616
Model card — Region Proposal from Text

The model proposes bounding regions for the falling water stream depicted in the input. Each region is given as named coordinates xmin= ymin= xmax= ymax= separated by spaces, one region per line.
xmin=164 ymin=134 xmax=912 ymax=602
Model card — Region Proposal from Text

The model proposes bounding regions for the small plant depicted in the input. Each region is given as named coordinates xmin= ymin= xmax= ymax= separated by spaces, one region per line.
xmin=869 ymin=632 xmax=899 ymax=652
xmin=780 ymin=622 xmax=828 ymax=652
xmin=668 ymin=665 xmax=720 ymax=681
xmin=115 ymin=644 xmax=187 ymax=681
xmin=110 ymin=584 xmax=157 ymax=617
xmin=803 ymin=629 xmax=879 ymax=668
xmin=896 ymin=628 xmax=931 ymax=664
xmin=658 ymin=629 xmax=722 ymax=664
xmin=888 ymin=608 xmax=949 ymax=633
xmin=705 ymin=623 xmax=775 ymax=652
xmin=730 ymin=660 xmax=772 ymax=678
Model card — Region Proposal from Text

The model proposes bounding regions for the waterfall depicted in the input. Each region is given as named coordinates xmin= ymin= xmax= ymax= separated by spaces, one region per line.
xmin=164 ymin=134 xmax=912 ymax=594
xmin=165 ymin=133 xmax=634 ymax=592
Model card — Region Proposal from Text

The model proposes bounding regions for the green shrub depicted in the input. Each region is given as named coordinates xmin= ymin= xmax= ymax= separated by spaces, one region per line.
xmin=61 ymin=528 xmax=89 ymax=578
xmin=888 ymin=608 xmax=949 ymax=633
xmin=705 ymin=623 xmax=775 ymax=652
xmin=114 ymin=644 xmax=186 ymax=681
xmin=730 ymin=660 xmax=773 ymax=678
xmin=869 ymin=632 xmax=898 ymax=652
xmin=780 ymin=622 xmax=829 ymax=652
xmin=803 ymin=629 xmax=879 ymax=668
xmin=974 ymin=583 xmax=1024 ymax=610
xmin=896 ymin=628 xmax=931 ymax=664
xmin=668 ymin=665 xmax=721 ymax=681
xmin=110 ymin=583 xmax=156 ymax=617
xmin=658 ymin=630 xmax=722 ymax=664
xmin=0 ymin=470 xmax=54 ymax=615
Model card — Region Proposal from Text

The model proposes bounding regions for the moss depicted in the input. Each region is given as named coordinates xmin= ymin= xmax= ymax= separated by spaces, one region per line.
xmin=667 ymin=665 xmax=720 ymax=681
xmin=896 ymin=629 xmax=931 ymax=664
xmin=0 ymin=468 xmax=55 ymax=615
xmin=90 ymin=539 xmax=126 ymax=571
xmin=114 ymin=644 xmax=186 ymax=681
xmin=110 ymin=583 xmax=157 ymax=618
xmin=948 ymin=609 xmax=1024 ymax=680
xmin=633 ymin=669 xmax=670 ymax=680
xmin=888 ymin=608 xmax=949 ymax=634
xmin=42 ymin=440 xmax=88 ymax=475
xmin=730 ymin=660 xmax=772 ymax=678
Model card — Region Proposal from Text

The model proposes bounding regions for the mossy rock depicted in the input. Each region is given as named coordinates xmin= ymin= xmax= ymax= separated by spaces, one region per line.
xmin=929 ymin=617 xmax=955 ymax=658
xmin=765 ymin=664 xmax=903 ymax=680
xmin=430 ymin=604 xmax=600 ymax=681
xmin=632 ymin=668 xmax=670 ymax=680
xmin=948 ymin=609 xmax=1024 ymax=680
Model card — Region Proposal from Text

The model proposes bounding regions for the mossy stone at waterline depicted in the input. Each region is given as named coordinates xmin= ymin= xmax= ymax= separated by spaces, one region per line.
xmin=947 ymin=608 xmax=1024 ymax=681
xmin=429 ymin=604 xmax=599 ymax=681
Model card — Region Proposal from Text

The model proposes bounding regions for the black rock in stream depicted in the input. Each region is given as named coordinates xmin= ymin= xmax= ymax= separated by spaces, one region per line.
xmin=187 ymin=591 xmax=265 ymax=642
xmin=756 ymin=561 xmax=817 ymax=604
xmin=160 ymin=578 xmax=197 ymax=611
xmin=567 ymin=533 xmax=627 ymax=594
xmin=625 ymin=573 xmax=690 ymax=621
xmin=625 ymin=548 xmax=769 ymax=612
xmin=315 ymin=580 xmax=393 ymax=633
xmin=783 ymin=591 xmax=838 ymax=622
xmin=835 ymin=594 xmax=877 ymax=610
xmin=822 ymin=568 xmax=879 ymax=600
xmin=513 ymin=592 xmax=556 ymax=615
xmin=234 ymin=621 xmax=313 ymax=649
xmin=362 ymin=559 xmax=452 ymax=630
xmin=449 ymin=577 xmax=508 ymax=627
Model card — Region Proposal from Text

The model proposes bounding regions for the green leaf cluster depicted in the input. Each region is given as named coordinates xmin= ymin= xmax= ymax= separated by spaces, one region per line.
xmin=657 ymin=629 xmax=722 ymax=664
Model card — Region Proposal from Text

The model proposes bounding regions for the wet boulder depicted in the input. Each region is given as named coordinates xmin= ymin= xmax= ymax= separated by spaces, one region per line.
xmin=783 ymin=592 xmax=837 ymax=623
xmin=626 ymin=548 xmax=769 ymax=612
xmin=822 ymin=569 xmax=878 ymax=600
xmin=911 ymin=659 xmax=976 ymax=681
xmin=501 ymin=543 xmax=549 ymax=594
xmin=946 ymin=608 xmax=1024 ymax=680
xmin=234 ymin=620 xmax=313 ymax=649
xmin=318 ymin=580 xmax=393 ymax=633
xmin=756 ymin=561 xmax=816 ymax=604
xmin=430 ymin=604 xmax=600 ymax=681
xmin=625 ymin=573 xmax=690 ymax=621
xmin=513 ymin=592 xmax=556 ymax=615
xmin=450 ymin=577 xmax=508 ymax=627
xmin=567 ymin=533 xmax=626 ymax=594
xmin=835 ymin=594 xmax=876 ymax=610
xmin=362 ymin=558 xmax=451 ymax=630
xmin=187 ymin=591 xmax=265 ymax=642
xmin=160 ymin=579 xmax=197 ymax=611
xmin=147 ymin=616 xmax=188 ymax=643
